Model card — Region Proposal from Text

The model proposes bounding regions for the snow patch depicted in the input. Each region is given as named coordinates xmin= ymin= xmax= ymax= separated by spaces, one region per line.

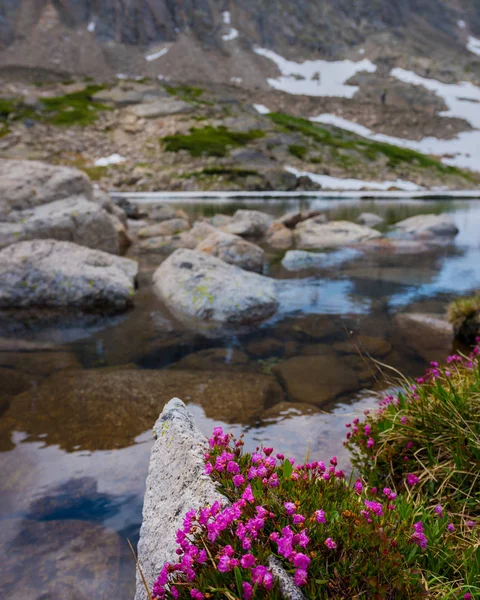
xmin=94 ymin=154 xmax=126 ymax=167
xmin=253 ymin=104 xmax=270 ymax=115
xmin=313 ymin=68 xmax=480 ymax=171
xmin=230 ymin=77 xmax=243 ymax=84
xmin=145 ymin=47 xmax=169 ymax=62
xmin=467 ymin=36 xmax=480 ymax=56
xmin=359 ymin=48 xmax=365 ymax=55
xmin=222 ymin=28 xmax=239 ymax=41
xmin=253 ymin=47 xmax=376 ymax=98
xmin=458 ymin=20 xmax=466 ymax=29
xmin=87 ymin=21 xmax=96 ymax=33
xmin=116 ymin=73 xmax=145 ymax=81
xmin=222 ymin=11 xmax=231 ymax=25
xmin=286 ymin=166 xmax=424 ymax=192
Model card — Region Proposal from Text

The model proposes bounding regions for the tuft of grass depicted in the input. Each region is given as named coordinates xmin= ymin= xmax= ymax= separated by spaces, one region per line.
xmin=41 ymin=85 xmax=108 ymax=126
xmin=268 ymin=112 xmax=475 ymax=180
xmin=346 ymin=347 xmax=480 ymax=517
xmin=447 ymin=292 xmax=480 ymax=326
xmin=165 ymin=84 xmax=206 ymax=103
xmin=288 ymin=144 xmax=307 ymax=159
xmin=162 ymin=126 xmax=265 ymax=157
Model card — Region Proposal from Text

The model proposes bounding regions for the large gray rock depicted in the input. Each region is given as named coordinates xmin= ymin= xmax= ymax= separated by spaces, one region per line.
xmin=223 ymin=209 xmax=274 ymax=237
xmin=135 ymin=399 xmax=302 ymax=600
xmin=152 ymin=248 xmax=277 ymax=334
xmin=0 ymin=240 xmax=137 ymax=312
xmin=294 ymin=220 xmax=382 ymax=250
xmin=135 ymin=399 xmax=224 ymax=600
xmin=196 ymin=230 xmax=265 ymax=272
xmin=0 ymin=197 xmax=120 ymax=254
xmin=393 ymin=214 xmax=459 ymax=237
xmin=0 ymin=159 xmax=93 ymax=218
xmin=282 ymin=248 xmax=362 ymax=271
xmin=130 ymin=99 xmax=193 ymax=118
xmin=266 ymin=221 xmax=294 ymax=250
xmin=139 ymin=221 xmax=216 ymax=254
xmin=356 ymin=212 xmax=384 ymax=227
xmin=138 ymin=218 xmax=190 ymax=239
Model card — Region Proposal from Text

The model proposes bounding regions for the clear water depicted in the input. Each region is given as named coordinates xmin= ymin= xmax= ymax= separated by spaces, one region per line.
xmin=1 ymin=197 xmax=479 ymax=599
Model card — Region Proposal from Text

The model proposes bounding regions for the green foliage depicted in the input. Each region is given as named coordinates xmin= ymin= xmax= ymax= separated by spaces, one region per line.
xmin=269 ymin=112 xmax=474 ymax=180
xmin=288 ymin=144 xmax=307 ymax=159
xmin=447 ymin=292 xmax=480 ymax=326
xmin=165 ymin=84 xmax=206 ymax=103
xmin=162 ymin=126 xmax=265 ymax=157
xmin=346 ymin=349 xmax=480 ymax=517
xmin=189 ymin=166 xmax=259 ymax=179
xmin=41 ymin=85 xmax=108 ymax=126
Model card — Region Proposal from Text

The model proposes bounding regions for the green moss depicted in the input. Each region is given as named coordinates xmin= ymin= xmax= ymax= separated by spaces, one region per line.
xmin=269 ymin=112 xmax=474 ymax=180
xmin=288 ymin=144 xmax=307 ymax=159
xmin=0 ymin=125 xmax=10 ymax=138
xmin=165 ymin=84 xmax=205 ymax=103
xmin=447 ymin=292 xmax=480 ymax=326
xmin=40 ymin=85 xmax=108 ymax=126
xmin=162 ymin=126 xmax=265 ymax=157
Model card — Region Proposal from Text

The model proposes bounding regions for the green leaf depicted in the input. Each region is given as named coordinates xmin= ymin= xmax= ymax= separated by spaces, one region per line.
xmin=283 ymin=459 xmax=293 ymax=479
xmin=234 ymin=566 xmax=243 ymax=597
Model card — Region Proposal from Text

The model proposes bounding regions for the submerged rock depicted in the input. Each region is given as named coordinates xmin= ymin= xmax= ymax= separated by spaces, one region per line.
xmin=294 ymin=220 xmax=382 ymax=250
xmin=272 ymin=355 xmax=359 ymax=406
xmin=393 ymin=312 xmax=453 ymax=362
xmin=0 ymin=197 xmax=121 ymax=254
xmin=196 ymin=230 xmax=265 ymax=272
xmin=223 ymin=209 xmax=273 ymax=237
xmin=0 ymin=240 xmax=138 ymax=312
xmin=393 ymin=214 xmax=459 ymax=237
xmin=152 ymin=249 xmax=277 ymax=334
xmin=0 ymin=159 xmax=93 ymax=218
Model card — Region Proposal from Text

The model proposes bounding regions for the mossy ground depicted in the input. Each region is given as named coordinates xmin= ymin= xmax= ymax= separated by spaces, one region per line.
xmin=447 ymin=292 xmax=480 ymax=326
xmin=269 ymin=112 xmax=476 ymax=181
xmin=162 ymin=126 xmax=265 ymax=157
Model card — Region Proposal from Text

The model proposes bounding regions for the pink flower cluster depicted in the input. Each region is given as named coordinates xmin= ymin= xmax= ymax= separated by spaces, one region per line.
xmin=410 ymin=521 xmax=428 ymax=549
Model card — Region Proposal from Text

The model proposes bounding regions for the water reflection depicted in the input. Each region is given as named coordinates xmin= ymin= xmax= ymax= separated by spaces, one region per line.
xmin=1 ymin=198 xmax=480 ymax=599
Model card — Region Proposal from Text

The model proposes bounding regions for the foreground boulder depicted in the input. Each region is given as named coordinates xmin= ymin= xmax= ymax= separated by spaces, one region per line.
xmin=0 ymin=240 xmax=137 ymax=312
xmin=393 ymin=214 xmax=459 ymax=238
xmin=0 ymin=197 xmax=121 ymax=253
xmin=356 ymin=212 xmax=384 ymax=227
xmin=135 ymin=399 xmax=225 ymax=600
xmin=223 ymin=209 xmax=273 ymax=237
xmin=196 ymin=230 xmax=265 ymax=272
xmin=282 ymin=248 xmax=362 ymax=271
xmin=138 ymin=218 xmax=190 ymax=239
xmin=135 ymin=399 xmax=304 ymax=600
xmin=153 ymin=249 xmax=277 ymax=334
xmin=0 ymin=159 xmax=93 ymax=219
xmin=294 ymin=220 xmax=382 ymax=250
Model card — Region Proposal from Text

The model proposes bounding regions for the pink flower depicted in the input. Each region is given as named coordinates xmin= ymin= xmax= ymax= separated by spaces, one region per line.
xmin=242 ymin=582 xmax=253 ymax=600
xmin=411 ymin=521 xmax=428 ymax=549
xmin=293 ymin=553 xmax=311 ymax=569
xmin=354 ymin=479 xmax=363 ymax=495
xmin=464 ymin=594 xmax=472 ymax=599
xmin=293 ymin=514 xmax=305 ymax=525
xmin=407 ymin=473 xmax=420 ymax=486
xmin=263 ymin=447 xmax=273 ymax=456
xmin=364 ymin=424 xmax=371 ymax=436
xmin=367 ymin=437 xmax=375 ymax=449
xmin=276 ymin=453 xmax=284 ymax=460
xmin=242 ymin=485 xmax=255 ymax=503
xmin=434 ymin=504 xmax=443 ymax=517
xmin=251 ymin=565 xmax=273 ymax=590
xmin=364 ymin=500 xmax=383 ymax=516
xmin=240 ymin=554 xmax=256 ymax=568
xmin=233 ymin=474 xmax=245 ymax=487
xmin=251 ymin=452 xmax=263 ymax=464
xmin=227 ymin=461 xmax=240 ymax=474
xmin=325 ymin=537 xmax=337 ymax=549
xmin=190 ymin=590 xmax=204 ymax=600
xmin=284 ymin=502 xmax=296 ymax=515
xmin=294 ymin=568 xmax=308 ymax=586
xmin=315 ymin=509 xmax=326 ymax=524
xmin=447 ymin=523 xmax=455 ymax=533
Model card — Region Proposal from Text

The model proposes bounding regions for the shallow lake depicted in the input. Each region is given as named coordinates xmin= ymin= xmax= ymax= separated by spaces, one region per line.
xmin=1 ymin=196 xmax=479 ymax=599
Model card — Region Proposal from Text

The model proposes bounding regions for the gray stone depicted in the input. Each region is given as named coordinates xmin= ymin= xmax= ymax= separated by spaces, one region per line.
xmin=92 ymin=87 xmax=145 ymax=106
xmin=282 ymin=248 xmax=362 ymax=271
xmin=148 ymin=204 xmax=177 ymax=222
xmin=139 ymin=222 xmax=216 ymax=254
xmin=223 ymin=209 xmax=274 ymax=237
xmin=152 ymin=248 xmax=277 ymax=335
xmin=210 ymin=214 xmax=233 ymax=228
xmin=138 ymin=218 xmax=190 ymax=239
xmin=1 ymin=197 xmax=121 ymax=253
xmin=356 ymin=212 xmax=384 ymax=227
xmin=130 ymin=99 xmax=193 ymax=118
xmin=294 ymin=220 xmax=382 ymax=250
xmin=135 ymin=399 xmax=224 ymax=600
xmin=279 ymin=210 xmax=326 ymax=229
xmin=0 ymin=159 xmax=93 ymax=218
xmin=266 ymin=222 xmax=294 ymax=250
xmin=393 ymin=214 xmax=459 ymax=237
xmin=268 ymin=556 xmax=306 ymax=600
xmin=196 ymin=230 xmax=265 ymax=272
xmin=393 ymin=312 xmax=453 ymax=362
xmin=0 ymin=240 xmax=137 ymax=312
